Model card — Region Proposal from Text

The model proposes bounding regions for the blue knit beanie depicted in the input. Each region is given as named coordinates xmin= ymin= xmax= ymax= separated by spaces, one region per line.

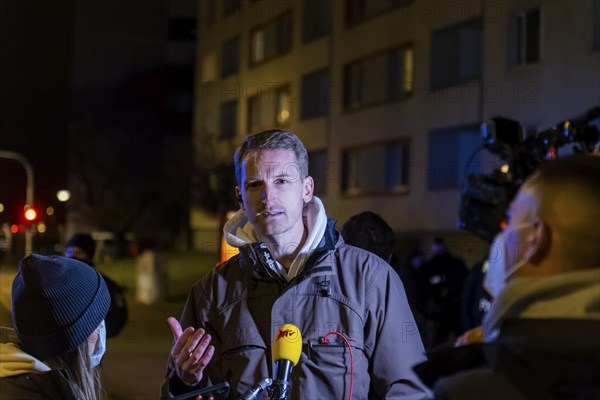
xmin=11 ymin=254 xmax=111 ymax=360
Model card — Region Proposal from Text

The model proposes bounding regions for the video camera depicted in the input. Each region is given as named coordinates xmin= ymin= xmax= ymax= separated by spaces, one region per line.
xmin=459 ymin=106 xmax=600 ymax=243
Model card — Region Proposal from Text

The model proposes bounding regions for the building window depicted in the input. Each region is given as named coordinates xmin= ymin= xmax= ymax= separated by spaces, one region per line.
xmin=342 ymin=141 xmax=409 ymax=196
xmin=508 ymin=8 xmax=540 ymax=67
xmin=301 ymin=68 xmax=330 ymax=119
xmin=248 ymin=96 xmax=261 ymax=134
xmin=248 ymin=85 xmax=292 ymax=133
xmin=250 ymin=13 xmax=293 ymax=66
xmin=345 ymin=45 xmax=413 ymax=110
xmin=201 ymin=52 xmax=217 ymax=82
xmin=202 ymin=1 xmax=218 ymax=28
xmin=428 ymin=126 xmax=480 ymax=190
xmin=593 ymin=0 xmax=600 ymax=50
xmin=347 ymin=0 xmax=412 ymax=26
xmin=303 ymin=0 xmax=332 ymax=42
xmin=431 ymin=18 xmax=482 ymax=90
xmin=220 ymin=100 xmax=238 ymax=139
xmin=168 ymin=18 xmax=196 ymax=42
xmin=223 ymin=0 xmax=241 ymax=16
xmin=275 ymin=86 xmax=292 ymax=125
xmin=221 ymin=35 xmax=240 ymax=77
xmin=308 ymin=150 xmax=329 ymax=195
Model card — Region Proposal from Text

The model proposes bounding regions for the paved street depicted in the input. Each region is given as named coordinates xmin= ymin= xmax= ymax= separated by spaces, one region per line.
xmin=102 ymin=350 xmax=167 ymax=399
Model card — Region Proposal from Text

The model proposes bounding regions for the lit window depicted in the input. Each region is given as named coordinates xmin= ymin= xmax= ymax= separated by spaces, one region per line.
xmin=247 ymin=85 xmax=292 ymax=133
xmin=342 ymin=141 xmax=410 ymax=196
xmin=345 ymin=45 xmax=414 ymax=110
xmin=276 ymin=86 xmax=291 ymax=125
xmin=201 ymin=52 xmax=217 ymax=82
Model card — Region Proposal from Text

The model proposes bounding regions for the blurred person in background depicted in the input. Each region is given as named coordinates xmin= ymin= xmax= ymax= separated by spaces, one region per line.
xmin=421 ymin=238 xmax=468 ymax=348
xmin=340 ymin=211 xmax=397 ymax=263
xmin=0 ymin=254 xmax=110 ymax=399
xmin=341 ymin=211 xmax=428 ymax=345
xmin=66 ymin=233 xmax=128 ymax=338
xmin=414 ymin=155 xmax=600 ymax=399
xmin=456 ymin=231 xmax=504 ymax=346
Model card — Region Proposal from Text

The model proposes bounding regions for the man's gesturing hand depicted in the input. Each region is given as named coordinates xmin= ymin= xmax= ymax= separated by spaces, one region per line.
xmin=168 ymin=317 xmax=215 ymax=387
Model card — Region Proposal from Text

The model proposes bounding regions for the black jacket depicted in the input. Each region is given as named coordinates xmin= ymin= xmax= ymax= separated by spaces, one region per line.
xmin=414 ymin=319 xmax=600 ymax=400
xmin=0 ymin=369 xmax=80 ymax=400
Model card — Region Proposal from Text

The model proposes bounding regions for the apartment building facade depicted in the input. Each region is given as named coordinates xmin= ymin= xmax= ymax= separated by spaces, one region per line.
xmin=191 ymin=0 xmax=600 ymax=262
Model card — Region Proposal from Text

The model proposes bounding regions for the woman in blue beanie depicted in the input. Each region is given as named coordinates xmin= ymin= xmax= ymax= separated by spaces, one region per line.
xmin=0 ymin=254 xmax=111 ymax=399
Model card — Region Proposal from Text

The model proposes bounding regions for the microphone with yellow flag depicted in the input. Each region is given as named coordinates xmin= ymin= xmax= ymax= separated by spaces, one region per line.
xmin=271 ymin=324 xmax=302 ymax=399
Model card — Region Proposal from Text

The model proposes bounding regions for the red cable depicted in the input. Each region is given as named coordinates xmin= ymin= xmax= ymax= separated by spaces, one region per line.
xmin=322 ymin=331 xmax=354 ymax=400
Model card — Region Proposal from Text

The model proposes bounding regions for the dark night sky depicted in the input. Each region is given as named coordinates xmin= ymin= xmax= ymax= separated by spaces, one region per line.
xmin=0 ymin=1 xmax=74 ymax=221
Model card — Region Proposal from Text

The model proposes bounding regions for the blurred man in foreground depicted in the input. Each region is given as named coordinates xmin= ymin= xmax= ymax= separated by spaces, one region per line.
xmin=414 ymin=155 xmax=600 ymax=399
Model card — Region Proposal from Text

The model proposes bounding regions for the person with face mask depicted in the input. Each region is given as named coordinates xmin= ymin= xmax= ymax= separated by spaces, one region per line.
xmin=0 ymin=254 xmax=110 ymax=399
xmin=414 ymin=155 xmax=600 ymax=399
xmin=65 ymin=233 xmax=128 ymax=338
xmin=454 ymin=231 xmax=504 ymax=346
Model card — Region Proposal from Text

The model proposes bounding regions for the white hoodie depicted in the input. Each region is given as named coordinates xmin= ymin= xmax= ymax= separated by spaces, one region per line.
xmin=223 ymin=196 xmax=328 ymax=281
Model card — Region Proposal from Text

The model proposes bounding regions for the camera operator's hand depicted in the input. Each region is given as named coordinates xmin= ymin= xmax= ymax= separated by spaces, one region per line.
xmin=168 ymin=317 xmax=215 ymax=387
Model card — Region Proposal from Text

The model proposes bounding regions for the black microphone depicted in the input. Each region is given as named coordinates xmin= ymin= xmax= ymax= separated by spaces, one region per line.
xmin=270 ymin=324 xmax=302 ymax=400
xmin=237 ymin=377 xmax=272 ymax=400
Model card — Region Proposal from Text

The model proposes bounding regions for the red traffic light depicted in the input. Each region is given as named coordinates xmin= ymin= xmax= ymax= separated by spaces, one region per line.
xmin=24 ymin=207 xmax=37 ymax=221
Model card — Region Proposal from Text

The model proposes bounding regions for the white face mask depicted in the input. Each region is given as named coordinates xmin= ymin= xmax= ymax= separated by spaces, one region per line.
xmin=90 ymin=320 xmax=106 ymax=368
xmin=503 ymin=221 xmax=534 ymax=279
xmin=483 ymin=232 xmax=505 ymax=298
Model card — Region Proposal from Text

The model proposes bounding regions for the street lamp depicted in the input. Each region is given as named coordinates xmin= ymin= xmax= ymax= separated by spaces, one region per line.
xmin=57 ymin=190 xmax=71 ymax=202
xmin=0 ymin=150 xmax=35 ymax=255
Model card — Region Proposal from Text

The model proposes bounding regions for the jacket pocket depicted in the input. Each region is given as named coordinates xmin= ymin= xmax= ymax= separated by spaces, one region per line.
xmin=297 ymin=342 xmax=370 ymax=400
xmin=220 ymin=344 xmax=268 ymax=397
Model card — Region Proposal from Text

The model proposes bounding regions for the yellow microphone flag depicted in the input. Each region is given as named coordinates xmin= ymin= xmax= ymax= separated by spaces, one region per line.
xmin=272 ymin=324 xmax=302 ymax=366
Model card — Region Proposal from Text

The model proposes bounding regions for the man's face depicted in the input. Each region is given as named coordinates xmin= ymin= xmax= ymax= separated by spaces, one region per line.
xmin=431 ymin=242 xmax=444 ymax=255
xmin=65 ymin=245 xmax=89 ymax=261
xmin=237 ymin=149 xmax=313 ymax=242
xmin=503 ymin=182 xmax=539 ymax=278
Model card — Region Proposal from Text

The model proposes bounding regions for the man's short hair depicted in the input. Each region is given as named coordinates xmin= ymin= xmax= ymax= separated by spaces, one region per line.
xmin=531 ymin=154 xmax=600 ymax=200
xmin=341 ymin=211 xmax=397 ymax=261
xmin=234 ymin=130 xmax=309 ymax=186
xmin=528 ymin=155 xmax=600 ymax=261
